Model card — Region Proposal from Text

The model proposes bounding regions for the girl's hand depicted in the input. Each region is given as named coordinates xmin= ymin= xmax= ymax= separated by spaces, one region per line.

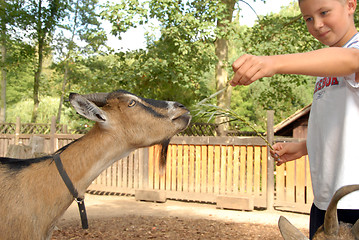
xmin=230 ymin=54 xmax=276 ymax=86
xmin=270 ymin=141 xmax=307 ymax=166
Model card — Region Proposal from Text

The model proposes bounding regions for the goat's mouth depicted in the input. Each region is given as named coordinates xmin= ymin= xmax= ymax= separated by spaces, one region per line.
xmin=172 ymin=111 xmax=192 ymax=130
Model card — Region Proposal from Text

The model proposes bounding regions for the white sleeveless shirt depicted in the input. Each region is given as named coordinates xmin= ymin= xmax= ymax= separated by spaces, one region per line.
xmin=307 ymin=33 xmax=359 ymax=210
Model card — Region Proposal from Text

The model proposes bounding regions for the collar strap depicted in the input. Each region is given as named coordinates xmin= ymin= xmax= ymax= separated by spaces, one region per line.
xmin=54 ymin=154 xmax=88 ymax=229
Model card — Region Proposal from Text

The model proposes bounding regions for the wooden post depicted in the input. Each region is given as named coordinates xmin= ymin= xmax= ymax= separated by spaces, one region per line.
xmin=50 ymin=116 xmax=57 ymax=152
xmin=266 ymin=110 xmax=275 ymax=211
xmin=15 ymin=117 xmax=21 ymax=145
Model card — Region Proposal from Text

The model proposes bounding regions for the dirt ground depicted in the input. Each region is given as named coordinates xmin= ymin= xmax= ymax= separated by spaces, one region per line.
xmin=51 ymin=194 xmax=310 ymax=239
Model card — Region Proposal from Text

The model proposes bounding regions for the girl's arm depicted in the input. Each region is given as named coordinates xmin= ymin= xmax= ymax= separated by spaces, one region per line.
xmin=230 ymin=47 xmax=359 ymax=86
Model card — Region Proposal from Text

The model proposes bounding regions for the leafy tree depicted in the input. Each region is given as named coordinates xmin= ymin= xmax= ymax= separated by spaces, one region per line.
xmin=0 ymin=0 xmax=30 ymax=122
xmin=18 ymin=0 xmax=70 ymax=122
xmin=52 ymin=0 xmax=107 ymax=123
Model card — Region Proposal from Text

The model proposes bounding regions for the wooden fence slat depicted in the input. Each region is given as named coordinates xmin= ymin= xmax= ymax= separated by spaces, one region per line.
xmin=261 ymin=146 xmax=267 ymax=197
xmin=195 ymin=145 xmax=201 ymax=193
xmin=128 ymin=153 xmax=134 ymax=189
xmin=226 ymin=146 xmax=233 ymax=193
xmin=214 ymin=145 xmax=220 ymax=194
xmin=207 ymin=145 xmax=214 ymax=194
xmin=254 ymin=146 xmax=261 ymax=196
xmin=286 ymin=160 xmax=295 ymax=203
xmin=201 ymin=146 xmax=207 ymax=193
xmin=177 ymin=145 xmax=183 ymax=192
xmin=171 ymin=145 xmax=177 ymax=191
xmin=239 ymin=146 xmax=246 ymax=194
xmin=148 ymin=146 xmax=154 ymax=189
xmin=246 ymin=146 xmax=254 ymax=194
xmin=183 ymin=145 xmax=189 ymax=192
xmin=296 ymin=156 xmax=306 ymax=204
xmin=276 ymin=161 xmax=285 ymax=202
xmin=233 ymin=146 xmax=240 ymax=194
xmin=154 ymin=145 xmax=160 ymax=190
xmin=220 ymin=146 xmax=227 ymax=194
xmin=189 ymin=145 xmax=195 ymax=192
xmin=166 ymin=145 xmax=172 ymax=190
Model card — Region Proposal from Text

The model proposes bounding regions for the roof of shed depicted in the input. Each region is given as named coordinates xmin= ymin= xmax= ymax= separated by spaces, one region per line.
xmin=274 ymin=103 xmax=311 ymax=134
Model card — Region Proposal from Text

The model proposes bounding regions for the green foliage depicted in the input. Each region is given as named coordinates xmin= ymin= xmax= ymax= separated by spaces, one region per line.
xmin=0 ymin=1 xmax=339 ymax=133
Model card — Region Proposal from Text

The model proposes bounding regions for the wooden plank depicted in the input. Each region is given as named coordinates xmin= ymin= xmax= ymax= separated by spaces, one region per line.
xmin=171 ymin=145 xmax=177 ymax=191
xmin=170 ymin=136 xmax=267 ymax=146
xmin=207 ymin=145 xmax=214 ymax=194
xmin=148 ymin=146 xmax=154 ymax=189
xmin=123 ymin=156 xmax=128 ymax=188
xmin=239 ymin=146 xmax=246 ymax=194
xmin=111 ymin=162 xmax=117 ymax=187
xmin=220 ymin=146 xmax=227 ymax=194
xmin=214 ymin=145 xmax=220 ymax=194
xmin=233 ymin=146 xmax=240 ymax=194
xmin=195 ymin=145 xmax=201 ymax=193
xmin=246 ymin=146 xmax=254 ymax=194
xmin=226 ymin=146 xmax=233 ymax=193
xmin=154 ymin=145 xmax=160 ymax=190
xmin=165 ymin=145 xmax=172 ymax=191
xmin=261 ymin=146 xmax=268 ymax=197
xmin=138 ymin=148 xmax=144 ymax=189
xmin=296 ymin=156 xmax=306 ymax=204
xmin=183 ymin=145 xmax=189 ymax=192
xmin=128 ymin=152 xmax=134 ymax=189
xmin=276 ymin=158 xmax=285 ymax=202
xmin=201 ymin=145 xmax=207 ymax=193
xmin=134 ymin=150 xmax=140 ymax=189
xmin=286 ymin=160 xmax=295 ymax=203
xmin=254 ymin=146 xmax=261 ymax=196
xmin=177 ymin=145 xmax=183 ymax=192
xmin=189 ymin=145 xmax=195 ymax=192
xmin=118 ymin=159 xmax=123 ymax=188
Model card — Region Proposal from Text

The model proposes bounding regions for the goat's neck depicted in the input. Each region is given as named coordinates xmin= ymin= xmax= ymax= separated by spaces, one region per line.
xmin=59 ymin=124 xmax=132 ymax=195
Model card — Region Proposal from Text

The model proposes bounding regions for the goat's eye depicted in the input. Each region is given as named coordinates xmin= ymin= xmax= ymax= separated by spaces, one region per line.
xmin=128 ymin=100 xmax=136 ymax=107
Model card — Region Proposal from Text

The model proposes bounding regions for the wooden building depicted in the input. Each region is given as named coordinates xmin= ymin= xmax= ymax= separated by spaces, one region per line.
xmin=274 ymin=104 xmax=311 ymax=139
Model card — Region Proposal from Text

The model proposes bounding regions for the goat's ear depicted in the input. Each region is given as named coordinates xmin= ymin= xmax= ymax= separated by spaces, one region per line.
xmin=352 ymin=219 xmax=359 ymax=239
xmin=278 ymin=216 xmax=309 ymax=240
xmin=69 ymin=93 xmax=107 ymax=122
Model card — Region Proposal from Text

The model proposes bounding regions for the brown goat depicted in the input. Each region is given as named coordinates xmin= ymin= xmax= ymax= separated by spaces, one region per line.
xmin=279 ymin=184 xmax=359 ymax=240
xmin=0 ymin=90 xmax=191 ymax=240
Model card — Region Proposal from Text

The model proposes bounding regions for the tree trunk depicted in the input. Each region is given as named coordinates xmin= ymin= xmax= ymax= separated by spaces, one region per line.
xmin=32 ymin=40 xmax=43 ymax=123
xmin=1 ymin=43 xmax=6 ymax=123
xmin=31 ymin=0 xmax=43 ymax=123
xmin=0 ymin=0 xmax=7 ymax=122
xmin=56 ymin=65 xmax=68 ymax=123
xmin=214 ymin=0 xmax=235 ymax=136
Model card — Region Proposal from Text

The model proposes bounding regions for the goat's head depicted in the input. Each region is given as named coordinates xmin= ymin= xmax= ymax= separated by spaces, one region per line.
xmin=278 ymin=184 xmax=359 ymax=240
xmin=69 ymin=90 xmax=191 ymax=149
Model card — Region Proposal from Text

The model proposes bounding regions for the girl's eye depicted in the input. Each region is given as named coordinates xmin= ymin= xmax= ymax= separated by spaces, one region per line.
xmin=128 ymin=100 xmax=136 ymax=107
xmin=321 ymin=11 xmax=328 ymax=16
xmin=305 ymin=17 xmax=313 ymax=22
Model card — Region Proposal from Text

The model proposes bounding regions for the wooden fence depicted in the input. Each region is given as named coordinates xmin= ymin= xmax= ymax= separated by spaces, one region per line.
xmin=0 ymin=129 xmax=313 ymax=214
xmin=88 ymin=136 xmax=313 ymax=213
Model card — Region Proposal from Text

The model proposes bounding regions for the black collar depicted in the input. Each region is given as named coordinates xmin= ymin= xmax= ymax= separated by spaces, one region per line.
xmin=53 ymin=154 xmax=88 ymax=229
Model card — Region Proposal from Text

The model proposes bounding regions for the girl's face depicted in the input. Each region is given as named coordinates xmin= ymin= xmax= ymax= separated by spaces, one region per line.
xmin=300 ymin=0 xmax=357 ymax=47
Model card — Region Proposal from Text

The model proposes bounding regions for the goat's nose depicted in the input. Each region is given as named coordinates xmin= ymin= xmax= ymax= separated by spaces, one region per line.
xmin=174 ymin=102 xmax=186 ymax=109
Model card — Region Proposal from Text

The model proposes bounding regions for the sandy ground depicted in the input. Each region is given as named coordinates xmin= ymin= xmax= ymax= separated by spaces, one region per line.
xmin=57 ymin=193 xmax=309 ymax=230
